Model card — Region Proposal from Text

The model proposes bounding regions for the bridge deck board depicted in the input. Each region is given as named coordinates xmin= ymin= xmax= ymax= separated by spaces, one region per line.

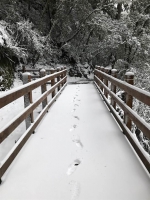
xmin=0 ymin=83 xmax=150 ymax=200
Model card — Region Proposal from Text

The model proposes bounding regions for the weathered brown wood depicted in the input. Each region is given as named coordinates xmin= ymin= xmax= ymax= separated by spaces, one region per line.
xmin=94 ymin=66 xmax=97 ymax=82
xmin=94 ymin=81 xmax=150 ymax=173
xmin=111 ymin=69 xmax=117 ymax=109
xmin=98 ymin=67 xmax=103 ymax=91
xmin=50 ymin=68 xmax=56 ymax=98
xmin=64 ymin=66 xmax=67 ymax=85
xmin=95 ymin=75 xmax=150 ymax=139
xmin=0 ymin=70 xmax=66 ymax=109
xmin=124 ymin=72 xmax=134 ymax=130
xmin=104 ymin=68 xmax=109 ymax=98
xmin=61 ymin=67 xmax=65 ymax=87
xmin=95 ymin=69 xmax=150 ymax=106
xmin=40 ymin=69 xmax=47 ymax=109
xmin=96 ymin=66 xmax=100 ymax=88
xmin=57 ymin=67 xmax=61 ymax=91
xmin=0 ymin=76 xmax=66 ymax=143
xmin=22 ymin=66 xmax=26 ymax=72
xmin=18 ymin=68 xmax=51 ymax=72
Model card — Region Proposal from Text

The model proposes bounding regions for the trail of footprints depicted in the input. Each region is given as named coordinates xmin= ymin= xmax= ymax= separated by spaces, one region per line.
xmin=67 ymin=85 xmax=83 ymax=178
xmin=67 ymin=85 xmax=83 ymax=199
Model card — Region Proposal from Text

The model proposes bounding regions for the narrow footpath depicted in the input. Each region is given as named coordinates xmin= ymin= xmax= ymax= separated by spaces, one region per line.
xmin=0 ymin=83 xmax=150 ymax=200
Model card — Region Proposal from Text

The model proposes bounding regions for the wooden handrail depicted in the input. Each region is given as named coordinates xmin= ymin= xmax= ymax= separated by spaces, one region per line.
xmin=94 ymin=67 xmax=150 ymax=173
xmin=95 ymin=69 xmax=150 ymax=106
xmin=18 ymin=68 xmax=51 ymax=73
xmin=95 ymin=75 xmax=150 ymax=138
xmin=0 ymin=70 xmax=66 ymax=109
xmin=0 ymin=67 xmax=67 ymax=182
xmin=0 ymin=77 xmax=66 ymax=143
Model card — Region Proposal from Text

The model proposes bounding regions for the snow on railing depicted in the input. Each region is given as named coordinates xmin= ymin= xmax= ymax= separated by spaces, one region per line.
xmin=0 ymin=67 xmax=67 ymax=184
xmin=94 ymin=66 xmax=150 ymax=173
xmin=17 ymin=66 xmax=51 ymax=79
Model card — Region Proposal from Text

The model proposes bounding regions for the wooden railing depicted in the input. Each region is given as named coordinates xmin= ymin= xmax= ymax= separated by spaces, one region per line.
xmin=17 ymin=66 xmax=51 ymax=79
xmin=0 ymin=67 xmax=67 ymax=182
xmin=94 ymin=66 xmax=150 ymax=173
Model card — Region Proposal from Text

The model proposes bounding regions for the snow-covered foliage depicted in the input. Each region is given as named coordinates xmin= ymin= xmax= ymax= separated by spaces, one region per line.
xmin=0 ymin=19 xmax=52 ymax=90
xmin=15 ymin=20 xmax=46 ymax=58
xmin=0 ymin=21 xmax=27 ymax=59
xmin=0 ymin=21 xmax=27 ymax=91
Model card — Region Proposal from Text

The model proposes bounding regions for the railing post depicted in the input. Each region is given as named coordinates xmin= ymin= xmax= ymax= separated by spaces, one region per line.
xmin=40 ymin=69 xmax=47 ymax=109
xmin=104 ymin=68 xmax=109 ymax=98
xmin=62 ymin=66 xmax=65 ymax=86
xmin=60 ymin=67 xmax=64 ymax=87
xmin=94 ymin=65 xmax=98 ymax=83
xmin=124 ymin=72 xmax=134 ymax=130
xmin=57 ymin=67 xmax=61 ymax=91
xmin=99 ymin=66 xmax=103 ymax=91
xmin=39 ymin=67 xmax=42 ymax=77
xmin=111 ymin=69 xmax=117 ymax=109
xmin=96 ymin=66 xmax=100 ymax=87
xmin=23 ymin=72 xmax=34 ymax=129
xmin=50 ymin=68 xmax=56 ymax=98
xmin=22 ymin=65 xmax=26 ymax=73
xmin=64 ymin=66 xmax=67 ymax=84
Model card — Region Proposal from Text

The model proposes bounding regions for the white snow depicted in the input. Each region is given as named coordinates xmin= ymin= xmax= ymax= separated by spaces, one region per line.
xmin=0 ymin=83 xmax=150 ymax=200
xmin=125 ymin=72 xmax=134 ymax=76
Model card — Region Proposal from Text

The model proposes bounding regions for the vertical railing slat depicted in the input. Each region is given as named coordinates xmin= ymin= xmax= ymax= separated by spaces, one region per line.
xmin=40 ymin=69 xmax=48 ymax=109
xmin=124 ymin=72 xmax=134 ymax=130
xmin=23 ymin=72 xmax=34 ymax=129
xmin=111 ymin=69 xmax=117 ymax=109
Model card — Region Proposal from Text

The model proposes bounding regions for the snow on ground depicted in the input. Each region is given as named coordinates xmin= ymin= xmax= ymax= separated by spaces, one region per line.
xmin=0 ymin=83 xmax=150 ymax=200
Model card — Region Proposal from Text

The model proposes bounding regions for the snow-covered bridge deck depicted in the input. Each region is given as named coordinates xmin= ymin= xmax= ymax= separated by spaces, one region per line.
xmin=0 ymin=83 xmax=150 ymax=200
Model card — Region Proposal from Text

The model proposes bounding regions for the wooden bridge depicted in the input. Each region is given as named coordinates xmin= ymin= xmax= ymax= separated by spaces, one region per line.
xmin=0 ymin=67 xmax=150 ymax=199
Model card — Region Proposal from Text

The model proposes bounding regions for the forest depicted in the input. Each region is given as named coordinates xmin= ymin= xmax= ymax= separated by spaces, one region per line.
xmin=0 ymin=0 xmax=149 ymax=87
xmin=0 ymin=0 xmax=150 ymax=157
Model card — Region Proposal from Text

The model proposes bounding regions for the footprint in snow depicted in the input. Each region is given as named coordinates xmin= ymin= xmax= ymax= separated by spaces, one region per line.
xmin=71 ymin=108 xmax=76 ymax=112
xmin=74 ymin=116 xmax=80 ymax=120
xmin=67 ymin=159 xmax=81 ymax=175
xmin=72 ymin=139 xmax=83 ymax=148
xmin=70 ymin=124 xmax=77 ymax=132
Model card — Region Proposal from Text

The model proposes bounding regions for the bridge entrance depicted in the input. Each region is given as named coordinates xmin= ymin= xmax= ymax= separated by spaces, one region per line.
xmin=0 ymin=83 xmax=149 ymax=200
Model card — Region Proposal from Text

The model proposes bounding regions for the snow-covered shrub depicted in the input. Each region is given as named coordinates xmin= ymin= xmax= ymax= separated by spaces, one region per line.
xmin=114 ymin=59 xmax=129 ymax=79
xmin=0 ymin=21 xmax=27 ymax=90
xmin=15 ymin=20 xmax=46 ymax=65
xmin=135 ymin=128 xmax=150 ymax=155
